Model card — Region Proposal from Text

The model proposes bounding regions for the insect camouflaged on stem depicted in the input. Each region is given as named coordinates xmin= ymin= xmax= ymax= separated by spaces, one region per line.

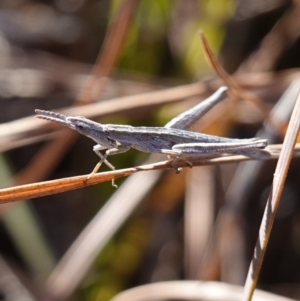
xmin=35 ymin=87 xmax=268 ymax=187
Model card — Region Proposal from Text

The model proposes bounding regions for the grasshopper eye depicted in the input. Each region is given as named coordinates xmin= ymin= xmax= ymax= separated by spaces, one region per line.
xmin=75 ymin=121 xmax=89 ymax=131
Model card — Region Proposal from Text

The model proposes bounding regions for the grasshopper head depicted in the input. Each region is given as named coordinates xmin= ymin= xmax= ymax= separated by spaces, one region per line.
xmin=66 ymin=116 xmax=96 ymax=135
xmin=66 ymin=116 xmax=116 ymax=148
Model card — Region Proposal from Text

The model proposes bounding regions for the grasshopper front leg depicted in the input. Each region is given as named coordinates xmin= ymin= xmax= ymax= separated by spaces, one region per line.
xmin=88 ymin=144 xmax=131 ymax=187
xmin=91 ymin=144 xmax=116 ymax=172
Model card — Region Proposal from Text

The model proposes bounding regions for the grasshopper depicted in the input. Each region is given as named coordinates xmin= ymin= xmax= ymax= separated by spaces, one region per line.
xmin=35 ymin=87 xmax=267 ymax=186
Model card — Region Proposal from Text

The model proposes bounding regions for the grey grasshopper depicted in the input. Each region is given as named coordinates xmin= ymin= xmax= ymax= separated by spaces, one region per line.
xmin=35 ymin=88 xmax=267 ymax=186
xmin=35 ymin=88 xmax=267 ymax=184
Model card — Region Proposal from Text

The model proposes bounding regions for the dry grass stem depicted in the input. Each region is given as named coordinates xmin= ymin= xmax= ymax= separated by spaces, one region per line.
xmin=242 ymin=91 xmax=300 ymax=301
xmin=0 ymin=144 xmax=299 ymax=204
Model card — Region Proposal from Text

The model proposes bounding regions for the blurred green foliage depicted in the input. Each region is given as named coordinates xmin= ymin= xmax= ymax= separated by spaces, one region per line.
xmin=114 ymin=0 xmax=236 ymax=79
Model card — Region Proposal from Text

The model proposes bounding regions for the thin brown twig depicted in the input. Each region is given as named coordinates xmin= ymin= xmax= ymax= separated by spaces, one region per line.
xmin=1 ymin=144 xmax=299 ymax=204
xmin=242 ymin=91 xmax=300 ymax=301
xmin=199 ymin=31 xmax=286 ymax=136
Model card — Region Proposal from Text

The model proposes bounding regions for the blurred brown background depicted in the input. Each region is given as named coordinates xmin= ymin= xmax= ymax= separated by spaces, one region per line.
xmin=0 ymin=0 xmax=300 ymax=301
